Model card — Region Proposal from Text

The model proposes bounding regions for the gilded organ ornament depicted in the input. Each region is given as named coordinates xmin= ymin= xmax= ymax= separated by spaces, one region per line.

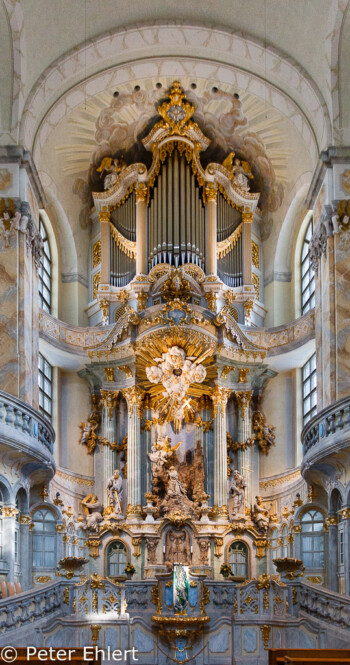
xmin=146 ymin=346 xmax=207 ymax=429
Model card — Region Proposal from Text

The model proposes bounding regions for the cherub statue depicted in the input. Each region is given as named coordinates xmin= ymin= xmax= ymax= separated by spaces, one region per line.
xmin=81 ymin=494 xmax=103 ymax=531
xmin=252 ymin=496 xmax=271 ymax=533
xmin=79 ymin=412 xmax=100 ymax=455
xmin=106 ymin=469 xmax=123 ymax=515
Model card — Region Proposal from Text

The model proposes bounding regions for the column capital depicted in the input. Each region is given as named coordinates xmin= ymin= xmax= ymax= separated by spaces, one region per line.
xmin=99 ymin=209 xmax=111 ymax=223
xmin=122 ymin=385 xmax=145 ymax=417
xmin=205 ymin=183 xmax=218 ymax=202
xmin=3 ymin=506 xmax=19 ymax=518
xmin=135 ymin=183 xmax=148 ymax=203
xmin=100 ymin=389 xmax=118 ymax=417
xmin=211 ymin=386 xmax=231 ymax=417
xmin=242 ymin=211 xmax=253 ymax=223
xmin=234 ymin=390 xmax=253 ymax=420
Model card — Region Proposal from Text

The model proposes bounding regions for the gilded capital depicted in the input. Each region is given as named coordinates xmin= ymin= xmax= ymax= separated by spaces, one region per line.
xmin=211 ymin=386 xmax=232 ymax=417
xmin=242 ymin=211 xmax=253 ymax=223
xmin=234 ymin=390 xmax=253 ymax=420
xmin=100 ymin=390 xmax=118 ymax=417
xmin=99 ymin=209 xmax=111 ymax=223
xmin=122 ymin=386 xmax=145 ymax=417
xmin=135 ymin=183 xmax=148 ymax=202
xmin=205 ymin=183 xmax=218 ymax=202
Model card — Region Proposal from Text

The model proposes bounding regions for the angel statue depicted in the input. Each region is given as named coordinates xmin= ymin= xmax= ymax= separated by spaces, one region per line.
xmin=96 ymin=155 xmax=127 ymax=190
xmin=222 ymin=151 xmax=253 ymax=191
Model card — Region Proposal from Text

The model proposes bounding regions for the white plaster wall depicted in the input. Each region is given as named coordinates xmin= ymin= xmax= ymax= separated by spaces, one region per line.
xmin=58 ymin=370 xmax=93 ymax=476
xmin=260 ymin=370 xmax=297 ymax=477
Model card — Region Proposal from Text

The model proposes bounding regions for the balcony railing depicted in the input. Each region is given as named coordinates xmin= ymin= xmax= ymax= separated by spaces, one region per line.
xmin=0 ymin=390 xmax=55 ymax=455
xmin=301 ymin=396 xmax=350 ymax=456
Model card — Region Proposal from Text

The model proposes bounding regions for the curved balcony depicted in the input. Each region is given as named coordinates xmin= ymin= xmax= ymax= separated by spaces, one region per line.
xmin=0 ymin=391 xmax=55 ymax=474
xmin=301 ymin=396 xmax=350 ymax=474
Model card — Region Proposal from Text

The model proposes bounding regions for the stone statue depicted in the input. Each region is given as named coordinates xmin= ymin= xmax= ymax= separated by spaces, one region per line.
xmin=230 ymin=470 xmax=247 ymax=516
xmin=107 ymin=469 xmax=123 ymax=515
xmin=166 ymin=529 xmax=190 ymax=565
xmin=160 ymin=466 xmax=197 ymax=518
xmin=198 ymin=538 xmax=210 ymax=565
xmin=146 ymin=538 xmax=159 ymax=565
xmin=81 ymin=494 xmax=103 ymax=531
xmin=167 ymin=466 xmax=187 ymax=498
xmin=79 ymin=410 xmax=100 ymax=455
xmin=222 ymin=151 xmax=253 ymax=191
xmin=252 ymin=496 xmax=270 ymax=533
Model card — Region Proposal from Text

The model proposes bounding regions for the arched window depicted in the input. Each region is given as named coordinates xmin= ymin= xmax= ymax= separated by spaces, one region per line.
xmin=279 ymin=524 xmax=288 ymax=558
xmin=301 ymin=510 xmax=324 ymax=569
xmin=106 ymin=541 xmax=127 ymax=579
xmin=32 ymin=509 xmax=56 ymax=568
xmin=39 ymin=217 xmax=52 ymax=313
xmin=38 ymin=353 xmax=53 ymax=421
xmin=301 ymin=217 xmax=315 ymax=314
xmin=228 ymin=541 xmax=249 ymax=579
xmin=302 ymin=353 xmax=317 ymax=425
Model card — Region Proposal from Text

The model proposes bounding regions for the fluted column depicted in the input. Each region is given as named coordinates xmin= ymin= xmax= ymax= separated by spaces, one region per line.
xmin=136 ymin=184 xmax=148 ymax=275
xmin=205 ymin=184 xmax=218 ymax=276
xmin=100 ymin=390 xmax=118 ymax=506
xmin=325 ymin=515 xmax=338 ymax=591
xmin=211 ymin=387 xmax=231 ymax=521
xmin=242 ymin=211 xmax=253 ymax=285
xmin=340 ymin=509 xmax=350 ymax=595
xmin=122 ymin=386 xmax=145 ymax=521
xmin=99 ymin=209 xmax=111 ymax=284
xmin=234 ymin=390 xmax=253 ymax=506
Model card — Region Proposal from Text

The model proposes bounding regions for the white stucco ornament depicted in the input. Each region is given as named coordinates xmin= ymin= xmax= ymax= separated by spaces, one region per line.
xmin=146 ymin=346 xmax=206 ymax=405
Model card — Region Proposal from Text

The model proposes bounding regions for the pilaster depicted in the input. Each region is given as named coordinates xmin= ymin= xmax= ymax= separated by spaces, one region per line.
xmin=211 ymin=386 xmax=231 ymax=521
xmin=122 ymin=386 xmax=145 ymax=521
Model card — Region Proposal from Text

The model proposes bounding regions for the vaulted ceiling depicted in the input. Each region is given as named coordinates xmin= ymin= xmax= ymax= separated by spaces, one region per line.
xmin=1 ymin=0 xmax=349 ymax=282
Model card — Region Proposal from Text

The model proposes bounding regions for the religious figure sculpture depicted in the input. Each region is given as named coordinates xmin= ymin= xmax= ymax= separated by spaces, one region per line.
xmin=222 ymin=151 xmax=253 ymax=191
xmin=148 ymin=436 xmax=182 ymax=476
xmin=198 ymin=538 xmax=210 ymax=565
xmin=96 ymin=155 xmax=127 ymax=190
xmin=79 ymin=402 xmax=101 ymax=455
xmin=146 ymin=538 xmax=159 ymax=565
xmin=106 ymin=469 xmax=123 ymax=515
xmin=165 ymin=529 xmax=190 ymax=565
xmin=252 ymin=411 xmax=276 ymax=455
xmin=160 ymin=466 xmax=197 ymax=518
xmin=81 ymin=494 xmax=103 ymax=531
xmin=252 ymin=496 xmax=271 ymax=533
xmin=230 ymin=470 xmax=247 ymax=516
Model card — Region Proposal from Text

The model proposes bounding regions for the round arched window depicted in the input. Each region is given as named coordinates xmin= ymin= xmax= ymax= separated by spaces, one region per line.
xmin=301 ymin=510 xmax=324 ymax=568
xmin=106 ymin=541 xmax=127 ymax=579
xmin=228 ymin=541 xmax=249 ymax=579
xmin=32 ymin=509 xmax=56 ymax=568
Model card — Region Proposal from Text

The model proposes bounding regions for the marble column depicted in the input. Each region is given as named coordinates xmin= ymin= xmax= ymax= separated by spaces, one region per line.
xmin=242 ymin=212 xmax=253 ymax=286
xmin=122 ymin=386 xmax=145 ymax=521
xmin=341 ymin=510 xmax=350 ymax=595
xmin=99 ymin=210 xmax=111 ymax=285
xmin=211 ymin=387 xmax=231 ymax=521
xmin=326 ymin=516 xmax=338 ymax=592
xmin=205 ymin=185 xmax=218 ymax=276
xmin=234 ymin=390 xmax=254 ymax=507
xmin=100 ymin=390 xmax=118 ymax=506
xmin=135 ymin=184 xmax=148 ymax=275
xmin=19 ymin=515 xmax=31 ymax=589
